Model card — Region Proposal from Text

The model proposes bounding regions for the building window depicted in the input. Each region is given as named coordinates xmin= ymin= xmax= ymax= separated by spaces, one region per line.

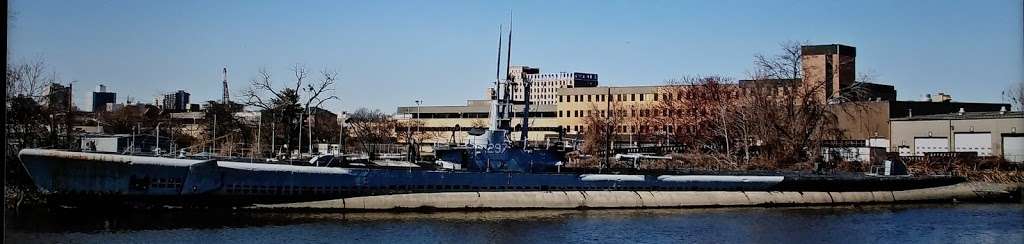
xmin=631 ymin=94 xmax=636 ymax=101
xmin=640 ymin=94 xmax=645 ymax=101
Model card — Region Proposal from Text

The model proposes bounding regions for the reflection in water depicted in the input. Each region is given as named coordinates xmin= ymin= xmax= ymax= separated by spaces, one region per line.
xmin=6 ymin=204 xmax=1023 ymax=243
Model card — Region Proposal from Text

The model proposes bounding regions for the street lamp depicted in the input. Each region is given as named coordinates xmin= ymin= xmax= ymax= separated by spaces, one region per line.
xmin=414 ymin=100 xmax=423 ymax=135
xmin=155 ymin=122 xmax=163 ymax=156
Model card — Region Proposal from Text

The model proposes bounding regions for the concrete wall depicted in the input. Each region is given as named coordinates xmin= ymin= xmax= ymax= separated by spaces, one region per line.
xmin=831 ymin=101 xmax=890 ymax=140
xmin=254 ymin=182 xmax=1020 ymax=210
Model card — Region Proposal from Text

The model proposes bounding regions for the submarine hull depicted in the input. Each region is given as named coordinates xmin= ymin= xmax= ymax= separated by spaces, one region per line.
xmin=18 ymin=149 xmax=963 ymax=207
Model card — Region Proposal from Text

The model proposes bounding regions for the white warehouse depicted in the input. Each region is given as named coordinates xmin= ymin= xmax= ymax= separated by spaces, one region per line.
xmin=889 ymin=110 xmax=1023 ymax=162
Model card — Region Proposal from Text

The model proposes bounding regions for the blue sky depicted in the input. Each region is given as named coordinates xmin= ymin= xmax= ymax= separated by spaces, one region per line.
xmin=8 ymin=0 xmax=1023 ymax=112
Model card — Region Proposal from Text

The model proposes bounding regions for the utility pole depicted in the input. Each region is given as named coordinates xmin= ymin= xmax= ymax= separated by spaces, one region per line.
xmin=136 ymin=122 xmax=141 ymax=154
xmin=155 ymin=122 xmax=162 ymax=156
xmin=406 ymin=103 xmax=413 ymax=163
xmin=308 ymin=108 xmax=313 ymax=155
xmin=271 ymin=112 xmax=276 ymax=158
xmin=65 ymin=82 xmax=73 ymax=148
xmin=720 ymin=106 xmax=730 ymax=161
xmin=255 ymin=114 xmax=262 ymax=162
xmin=212 ymin=114 xmax=217 ymax=158
xmin=605 ymin=87 xmax=611 ymax=171
xmin=415 ymin=99 xmax=422 ymax=141
xmin=130 ymin=123 xmax=137 ymax=155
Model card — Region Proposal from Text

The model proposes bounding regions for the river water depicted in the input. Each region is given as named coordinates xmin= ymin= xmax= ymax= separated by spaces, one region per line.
xmin=5 ymin=203 xmax=1022 ymax=244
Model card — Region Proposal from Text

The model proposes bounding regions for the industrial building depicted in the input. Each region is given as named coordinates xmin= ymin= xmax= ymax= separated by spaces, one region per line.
xmin=889 ymin=110 xmax=1023 ymax=162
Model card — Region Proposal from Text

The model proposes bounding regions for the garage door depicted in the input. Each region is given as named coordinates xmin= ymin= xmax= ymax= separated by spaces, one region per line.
xmin=1003 ymin=136 xmax=1024 ymax=163
xmin=914 ymin=137 xmax=948 ymax=156
xmin=954 ymin=133 xmax=992 ymax=156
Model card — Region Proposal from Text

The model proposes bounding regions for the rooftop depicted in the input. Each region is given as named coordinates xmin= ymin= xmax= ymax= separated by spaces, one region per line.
xmin=891 ymin=111 xmax=1023 ymax=121
xmin=801 ymin=44 xmax=857 ymax=57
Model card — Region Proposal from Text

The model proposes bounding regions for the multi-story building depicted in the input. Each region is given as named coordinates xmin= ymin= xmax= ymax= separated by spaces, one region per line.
xmin=91 ymin=84 xmax=116 ymax=113
xmin=397 ymin=44 xmax=1012 ymax=146
xmin=161 ymin=90 xmax=191 ymax=112
xmin=801 ymin=44 xmax=857 ymax=101
xmin=42 ymin=82 xmax=72 ymax=111
xmin=506 ymin=65 xmax=599 ymax=105
xmin=554 ymin=86 xmax=663 ymax=135
xmin=396 ymin=100 xmax=560 ymax=143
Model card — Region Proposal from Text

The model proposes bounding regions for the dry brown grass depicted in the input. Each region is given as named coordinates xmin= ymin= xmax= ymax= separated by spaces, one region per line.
xmin=567 ymin=152 xmax=1022 ymax=184
xmin=957 ymin=170 xmax=1024 ymax=183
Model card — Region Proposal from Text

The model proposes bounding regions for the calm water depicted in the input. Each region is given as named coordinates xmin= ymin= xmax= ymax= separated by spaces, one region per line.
xmin=5 ymin=204 xmax=1023 ymax=244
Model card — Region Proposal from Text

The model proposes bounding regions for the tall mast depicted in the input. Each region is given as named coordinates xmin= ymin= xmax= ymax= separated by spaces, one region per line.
xmin=505 ymin=12 xmax=513 ymax=82
xmin=501 ymin=12 xmax=513 ymax=130
xmin=496 ymin=25 xmax=503 ymax=86
xmin=489 ymin=25 xmax=504 ymax=131
xmin=515 ymin=11 xmax=530 ymax=145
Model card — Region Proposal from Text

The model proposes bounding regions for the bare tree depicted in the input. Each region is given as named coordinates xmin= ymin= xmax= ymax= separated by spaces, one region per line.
xmin=580 ymin=101 xmax=624 ymax=156
xmin=5 ymin=58 xmax=72 ymax=191
xmin=753 ymin=40 xmax=806 ymax=81
xmin=647 ymin=75 xmax=744 ymax=170
xmin=622 ymin=103 xmax=656 ymax=146
xmin=6 ymin=58 xmax=53 ymax=101
xmin=738 ymin=41 xmax=858 ymax=168
xmin=654 ymin=75 xmax=740 ymax=151
xmin=397 ymin=119 xmax=444 ymax=144
xmin=347 ymin=108 xmax=397 ymax=159
xmin=1004 ymin=81 xmax=1024 ymax=111
xmin=242 ymin=64 xmax=340 ymax=155
xmin=735 ymin=80 xmax=838 ymax=168
xmin=6 ymin=58 xmax=67 ymax=150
